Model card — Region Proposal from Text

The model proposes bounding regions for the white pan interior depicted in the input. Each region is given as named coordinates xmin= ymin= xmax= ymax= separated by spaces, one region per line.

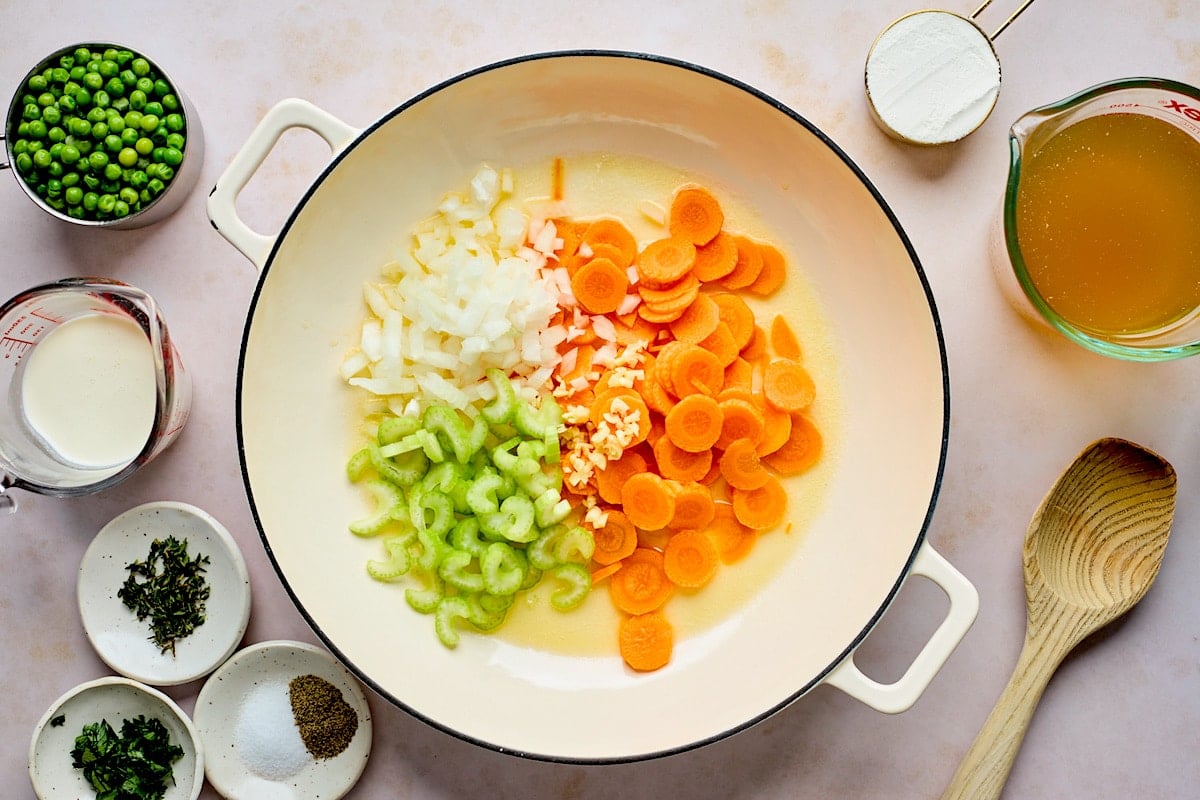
xmin=238 ymin=53 xmax=947 ymax=761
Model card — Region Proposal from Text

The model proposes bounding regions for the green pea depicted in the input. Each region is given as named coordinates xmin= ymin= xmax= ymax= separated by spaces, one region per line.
xmin=46 ymin=196 xmax=66 ymax=211
xmin=62 ymin=171 xmax=80 ymax=187
xmin=164 ymin=114 xmax=185 ymax=135
xmin=37 ymin=92 xmax=55 ymax=107
xmin=124 ymin=110 xmax=142 ymax=128
xmin=106 ymin=113 xmax=125 ymax=133
xmin=103 ymin=48 xmax=119 ymax=62
xmin=82 ymin=71 xmax=104 ymax=91
xmin=70 ymin=66 xmax=86 ymax=81
xmin=119 ymin=69 xmax=136 ymax=86
xmin=120 ymin=127 xmax=140 ymax=146
xmin=41 ymin=106 xmax=61 ymax=125
xmin=22 ymin=103 xmax=41 ymax=121
xmin=13 ymin=140 xmax=29 ymax=156
xmin=117 ymin=147 xmax=138 ymax=167
xmin=74 ymin=47 xmax=92 ymax=64
xmin=135 ymin=76 xmax=154 ymax=94
xmin=93 ymin=90 xmax=111 ymax=108
xmin=114 ymin=199 xmax=130 ymax=217
xmin=139 ymin=114 xmax=159 ymax=133
xmin=165 ymin=132 xmax=185 ymax=150
xmin=91 ymin=121 xmax=109 ymax=139
xmin=70 ymin=117 xmax=92 ymax=137
xmin=98 ymin=59 xmax=118 ymax=78
xmin=116 ymin=50 xmax=134 ymax=65
xmin=28 ymin=74 xmax=48 ymax=92
xmin=48 ymin=142 xmax=63 ymax=159
xmin=47 ymin=126 xmax=66 ymax=143
xmin=14 ymin=152 xmax=33 ymax=173
xmin=153 ymin=79 xmax=170 ymax=97
xmin=57 ymin=94 xmax=77 ymax=113
xmin=131 ymin=57 xmax=150 ymax=77
xmin=86 ymin=59 xmax=101 ymax=73
xmin=26 ymin=120 xmax=47 ymax=139
xmin=73 ymin=86 xmax=92 ymax=106
xmin=67 ymin=205 xmax=86 ymax=219
xmin=16 ymin=122 xmax=30 ymax=137
xmin=47 ymin=161 xmax=64 ymax=178
xmin=154 ymin=164 xmax=175 ymax=182
xmin=105 ymin=77 xmax=125 ymax=97
xmin=162 ymin=147 xmax=183 ymax=167
xmin=139 ymin=188 xmax=153 ymax=205
xmin=118 ymin=187 xmax=139 ymax=205
xmin=75 ymin=140 xmax=93 ymax=156
xmin=111 ymin=96 xmax=129 ymax=112
xmin=128 ymin=89 xmax=147 ymax=110
xmin=46 ymin=178 xmax=63 ymax=196
xmin=103 ymin=134 xmax=122 ymax=153
xmin=147 ymin=177 xmax=165 ymax=195
xmin=83 ymin=173 xmax=100 ymax=190
xmin=60 ymin=144 xmax=81 ymax=164
xmin=135 ymin=137 xmax=154 ymax=156
xmin=97 ymin=194 xmax=116 ymax=213
xmin=161 ymin=93 xmax=179 ymax=112
xmin=143 ymin=101 xmax=164 ymax=118
xmin=104 ymin=162 xmax=122 ymax=181
xmin=50 ymin=67 xmax=70 ymax=84
xmin=150 ymin=128 xmax=169 ymax=146
xmin=129 ymin=170 xmax=148 ymax=189
xmin=65 ymin=186 xmax=84 ymax=205
xmin=90 ymin=150 xmax=111 ymax=170
xmin=83 ymin=192 xmax=99 ymax=211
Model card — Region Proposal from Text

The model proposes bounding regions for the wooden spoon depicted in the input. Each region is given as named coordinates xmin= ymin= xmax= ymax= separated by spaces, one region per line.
xmin=942 ymin=437 xmax=1176 ymax=800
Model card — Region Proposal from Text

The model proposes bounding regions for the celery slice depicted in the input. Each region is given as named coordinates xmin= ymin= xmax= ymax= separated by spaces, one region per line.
xmin=526 ymin=525 xmax=564 ymax=571
xmin=481 ymin=541 xmax=526 ymax=596
xmin=554 ymin=525 xmax=596 ymax=564
xmin=346 ymin=448 xmax=372 ymax=482
xmin=366 ymin=533 xmax=416 ymax=581
xmin=435 ymin=596 xmax=472 ymax=648
xmin=465 ymin=471 xmax=504 ymax=515
xmin=368 ymin=444 xmax=428 ymax=487
xmin=348 ymin=479 xmax=405 ymax=537
xmin=448 ymin=517 xmax=487 ymax=558
xmin=378 ymin=415 xmax=420 ymax=445
xmin=549 ymin=563 xmax=591 ymax=611
xmin=481 ymin=368 xmax=517 ymax=425
xmin=533 ymin=488 xmax=572 ymax=529
xmin=479 ymin=494 xmax=535 ymax=543
xmin=405 ymin=570 xmax=444 ymax=614
xmin=439 ymin=549 xmax=485 ymax=594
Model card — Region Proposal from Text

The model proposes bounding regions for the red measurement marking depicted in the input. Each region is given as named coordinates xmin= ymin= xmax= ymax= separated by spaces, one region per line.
xmin=28 ymin=306 xmax=65 ymax=323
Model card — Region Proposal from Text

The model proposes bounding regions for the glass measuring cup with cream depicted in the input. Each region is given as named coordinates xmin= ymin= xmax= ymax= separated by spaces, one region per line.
xmin=0 ymin=279 xmax=190 ymax=510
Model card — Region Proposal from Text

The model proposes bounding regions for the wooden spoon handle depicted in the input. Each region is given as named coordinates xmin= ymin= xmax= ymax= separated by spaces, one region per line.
xmin=940 ymin=630 xmax=1069 ymax=800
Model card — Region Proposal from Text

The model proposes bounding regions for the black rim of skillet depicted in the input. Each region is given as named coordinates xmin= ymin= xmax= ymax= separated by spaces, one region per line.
xmin=228 ymin=48 xmax=950 ymax=765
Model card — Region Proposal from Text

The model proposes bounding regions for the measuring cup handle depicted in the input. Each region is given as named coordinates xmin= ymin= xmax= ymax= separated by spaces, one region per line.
xmin=207 ymin=98 xmax=359 ymax=272
xmin=823 ymin=541 xmax=979 ymax=713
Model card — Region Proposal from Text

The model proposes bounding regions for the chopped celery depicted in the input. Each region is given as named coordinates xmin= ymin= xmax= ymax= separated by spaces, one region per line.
xmin=349 ymin=479 xmax=406 ymax=537
xmin=549 ymin=563 xmax=591 ymax=611
xmin=346 ymin=447 xmax=372 ymax=482
xmin=409 ymin=488 xmax=455 ymax=537
xmin=465 ymin=470 xmax=505 ymax=515
xmin=466 ymin=592 xmax=509 ymax=631
xmin=439 ymin=549 xmax=485 ymax=593
xmin=479 ymin=494 xmax=535 ymax=543
xmin=378 ymin=415 xmax=420 ymax=445
xmin=366 ymin=533 xmax=416 ymax=581
xmin=448 ymin=517 xmax=488 ymax=558
xmin=481 ymin=542 xmax=526 ymax=596
xmin=405 ymin=570 xmax=444 ymax=614
xmin=526 ymin=525 xmax=564 ymax=571
xmin=369 ymin=444 xmax=428 ymax=487
xmin=435 ymin=596 xmax=472 ymax=648
xmin=481 ymin=368 xmax=517 ymax=425
xmin=554 ymin=525 xmax=596 ymax=564
xmin=533 ymin=488 xmax=571 ymax=528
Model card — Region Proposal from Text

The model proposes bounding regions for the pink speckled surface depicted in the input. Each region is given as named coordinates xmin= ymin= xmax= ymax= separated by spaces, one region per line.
xmin=2 ymin=2 xmax=1198 ymax=798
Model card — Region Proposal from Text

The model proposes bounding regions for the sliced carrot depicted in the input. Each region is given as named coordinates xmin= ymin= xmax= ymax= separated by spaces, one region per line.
xmin=584 ymin=241 xmax=631 ymax=269
xmin=612 ymin=313 xmax=660 ymax=346
xmin=619 ymin=612 xmax=674 ymax=671
xmin=693 ymin=231 xmax=738 ymax=282
xmin=596 ymin=449 xmax=649 ymax=505
xmin=609 ymin=547 xmax=675 ymax=615
xmin=769 ymin=315 xmax=802 ymax=360
xmin=716 ymin=385 xmax=758 ymax=406
xmin=668 ymin=482 xmax=717 ymax=530
xmin=651 ymin=340 xmax=686 ymax=396
xmin=641 ymin=371 xmax=678 ymax=415
xmin=571 ymin=256 xmax=629 ymax=315
xmin=698 ymin=458 xmax=723 ymax=486
xmin=762 ymin=358 xmax=816 ymax=413
xmin=582 ymin=218 xmax=638 ymax=267
xmin=717 ymin=235 xmax=764 ymax=290
xmin=668 ymin=186 xmax=724 ymax=246
xmin=664 ymin=394 xmax=723 ymax=453
xmin=762 ymin=413 xmax=822 ymax=475
xmin=637 ymin=236 xmax=697 ymax=288
xmin=741 ymin=325 xmax=768 ymax=361
xmin=711 ymin=293 xmax=755 ymax=350
xmin=707 ymin=503 xmax=756 ymax=564
xmin=590 ymin=562 xmax=623 ymax=585
xmin=747 ymin=242 xmax=787 ymax=296
xmin=620 ymin=472 xmax=677 ymax=531
xmin=719 ymin=437 xmax=771 ymax=490
xmin=723 ymin=356 xmax=754 ymax=390
xmin=755 ymin=403 xmax=793 ymax=457
xmin=715 ymin=397 xmax=765 ymax=450
xmin=645 ymin=413 xmax=668 ymax=447
xmin=731 ymin=475 xmax=788 ymax=530
xmin=638 ymin=303 xmax=688 ymax=324
xmin=698 ymin=321 xmax=739 ymax=367
xmin=669 ymin=293 xmax=721 ymax=344
xmin=663 ymin=528 xmax=720 ymax=588
xmin=669 ymin=345 xmax=724 ymax=397
xmin=653 ymin=435 xmax=713 ymax=483
xmin=591 ymin=509 xmax=640 ymax=565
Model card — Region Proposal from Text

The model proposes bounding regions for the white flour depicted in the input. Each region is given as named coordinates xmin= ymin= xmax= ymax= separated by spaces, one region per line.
xmin=865 ymin=10 xmax=1002 ymax=144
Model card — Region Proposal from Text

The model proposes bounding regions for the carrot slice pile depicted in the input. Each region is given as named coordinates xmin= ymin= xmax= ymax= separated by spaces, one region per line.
xmin=544 ymin=174 xmax=825 ymax=673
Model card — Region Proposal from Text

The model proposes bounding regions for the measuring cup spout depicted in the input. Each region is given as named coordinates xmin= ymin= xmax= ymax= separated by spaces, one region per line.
xmin=0 ymin=471 xmax=18 ymax=514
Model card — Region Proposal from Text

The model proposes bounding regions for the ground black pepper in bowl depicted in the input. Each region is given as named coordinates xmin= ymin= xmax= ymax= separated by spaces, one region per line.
xmin=288 ymin=674 xmax=359 ymax=759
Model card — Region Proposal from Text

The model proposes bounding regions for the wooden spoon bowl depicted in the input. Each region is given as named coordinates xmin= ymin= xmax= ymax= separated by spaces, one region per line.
xmin=943 ymin=438 xmax=1176 ymax=800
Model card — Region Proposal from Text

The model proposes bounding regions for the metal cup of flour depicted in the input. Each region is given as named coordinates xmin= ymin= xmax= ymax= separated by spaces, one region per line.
xmin=0 ymin=278 xmax=191 ymax=510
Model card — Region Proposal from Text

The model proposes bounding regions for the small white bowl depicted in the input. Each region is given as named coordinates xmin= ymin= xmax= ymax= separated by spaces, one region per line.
xmin=28 ymin=676 xmax=204 ymax=800
xmin=193 ymin=640 xmax=372 ymax=800
xmin=78 ymin=501 xmax=252 ymax=686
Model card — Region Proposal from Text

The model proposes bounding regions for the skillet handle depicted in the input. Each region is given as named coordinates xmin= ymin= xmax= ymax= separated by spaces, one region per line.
xmin=824 ymin=541 xmax=978 ymax=713
xmin=206 ymin=98 xmax=359 ymax=271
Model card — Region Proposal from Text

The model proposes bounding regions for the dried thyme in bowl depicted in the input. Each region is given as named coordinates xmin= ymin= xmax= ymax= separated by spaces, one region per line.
xmin=117 ymin=536 xmax=210 ymax=655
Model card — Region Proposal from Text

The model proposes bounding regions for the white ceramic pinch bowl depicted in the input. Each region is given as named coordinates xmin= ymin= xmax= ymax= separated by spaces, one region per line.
xmin=28 ymin=675 xmax=204 ymax=800
xmin=193 ymin=640 xmax=373 ymax=800
xmin=78 ymin=500 xmax=252 ymax=686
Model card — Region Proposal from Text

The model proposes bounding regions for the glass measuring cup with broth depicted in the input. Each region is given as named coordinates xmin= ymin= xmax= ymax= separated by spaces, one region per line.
xmin=994 ymin=78 xmax=1200 ymax=360
xmin=0 ymin=279 xmax=190 ymax=511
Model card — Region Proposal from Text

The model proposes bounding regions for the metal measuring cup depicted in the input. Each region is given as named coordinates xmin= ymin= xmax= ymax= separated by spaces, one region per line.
xmin=0 ymin=279 xmax=191 ymax=511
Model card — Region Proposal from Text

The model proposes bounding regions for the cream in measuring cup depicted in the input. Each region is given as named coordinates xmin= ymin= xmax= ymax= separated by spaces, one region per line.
xmin=0 ymin=279 xmax=191 ymax=510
